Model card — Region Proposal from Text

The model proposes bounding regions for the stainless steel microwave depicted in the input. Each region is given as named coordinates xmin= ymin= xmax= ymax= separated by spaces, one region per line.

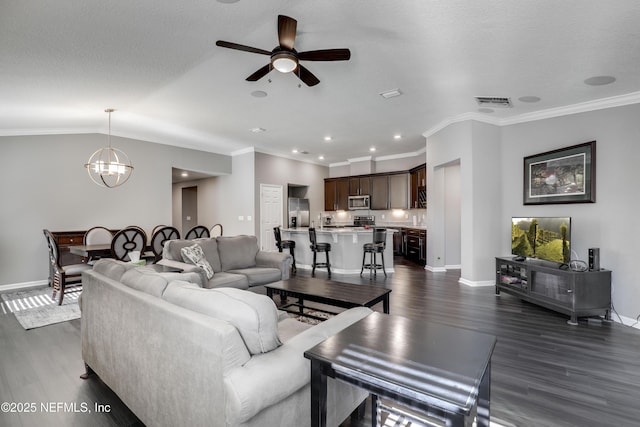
xmin=348 ymin=195 xmax=370 ymax=210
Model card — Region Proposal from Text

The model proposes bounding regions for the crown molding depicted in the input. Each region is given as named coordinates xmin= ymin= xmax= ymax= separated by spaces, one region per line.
xmin=0 ymin=127 xmax=98 ymax=136
xmin=499 ymin=90 xmax=640 ymax=126
xmin=423 ymin=91 xmax=640 ymax=138
xmin=231 ymin=146 xmax=255 ymax=156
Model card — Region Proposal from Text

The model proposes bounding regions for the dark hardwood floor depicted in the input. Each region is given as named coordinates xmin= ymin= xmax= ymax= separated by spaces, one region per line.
xmin=2 ymin=257 xmax=639 ymax=427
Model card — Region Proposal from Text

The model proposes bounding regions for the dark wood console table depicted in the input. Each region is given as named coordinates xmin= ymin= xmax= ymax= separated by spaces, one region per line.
xmin=304 ymin=312 xmax=496 ymax=427
xmin=496 ymin=257 xmax=612 ymax=325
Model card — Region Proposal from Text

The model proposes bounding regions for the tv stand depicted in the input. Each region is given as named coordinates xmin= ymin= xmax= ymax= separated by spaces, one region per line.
xmin=495 ymin=257 xmax=611 ymax=325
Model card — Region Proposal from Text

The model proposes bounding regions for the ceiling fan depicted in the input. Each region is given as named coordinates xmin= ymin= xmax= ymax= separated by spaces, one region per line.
xmin=216 ymin=15 xmax=351 ymax=87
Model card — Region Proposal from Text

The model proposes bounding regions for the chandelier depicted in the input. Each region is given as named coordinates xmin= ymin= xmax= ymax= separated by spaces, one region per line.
xmin=85 ymin=109 xmax=133 ymax=188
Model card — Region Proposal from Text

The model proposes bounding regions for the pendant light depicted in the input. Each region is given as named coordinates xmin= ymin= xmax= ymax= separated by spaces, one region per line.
xmin=85 ymin=109 xmax=134 ymax=188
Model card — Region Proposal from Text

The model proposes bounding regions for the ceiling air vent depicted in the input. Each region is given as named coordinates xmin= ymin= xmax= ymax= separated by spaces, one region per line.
xmin=475 ymin=96 xmax=513 ymax=108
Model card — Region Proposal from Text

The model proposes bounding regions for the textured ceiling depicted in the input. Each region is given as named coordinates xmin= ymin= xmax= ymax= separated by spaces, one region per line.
xmin=2 ymin=0 xmax=640 ymax=165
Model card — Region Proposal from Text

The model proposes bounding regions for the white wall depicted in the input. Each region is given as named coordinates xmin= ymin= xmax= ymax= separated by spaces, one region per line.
xmin=426 ymin=120 xmax=502 ymax=283
xmin=213 ymin=152 xmax=255 ymax=236
xmin=254 ymin=152 xmax=329 ymax=234
xmin=172 ymin=177 xmax=228 ymax=236
xmin=500 ymin=103 xmax=640 ymax=320
xmin=0 ymin=133 xmax=231 ymax=287
xmin=426 ymin=103 xmax=640 ymax=320
xmin=444 ymin=162 xmax=461 ymax=266
xmin=329 ymin=151 xmax=426 ymax=177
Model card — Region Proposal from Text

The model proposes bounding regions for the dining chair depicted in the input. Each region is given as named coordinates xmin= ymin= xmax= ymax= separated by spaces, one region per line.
xmin=111 ymin=226 xmax=147 ymax=262
xmin=150 ymin=226 xmax=180 ymax=263
xmin=43 ymin=229 xmax=91 ymax=305
xmin=83 ymin=226 xmax=113 ymax=264
xmin=185 ymin=225 xmax=210 ymax=240
xmin=209 ymin=223 xmax=223 ymax=237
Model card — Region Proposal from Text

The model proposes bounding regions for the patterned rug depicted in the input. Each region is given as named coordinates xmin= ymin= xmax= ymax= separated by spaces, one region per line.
xmin=0 ymin=286 xmax=81 ymax=330
xmin=289 ymin=309 xmax=333 ymax=325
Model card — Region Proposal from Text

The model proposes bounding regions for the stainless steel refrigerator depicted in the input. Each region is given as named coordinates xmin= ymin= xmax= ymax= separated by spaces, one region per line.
xmin=288 ymin=198 xmax=310 ymax=227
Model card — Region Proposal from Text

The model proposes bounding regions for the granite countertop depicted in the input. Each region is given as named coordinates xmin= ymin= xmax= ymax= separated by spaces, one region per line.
xmin=282 ymin=227 xmax=399 ymax=233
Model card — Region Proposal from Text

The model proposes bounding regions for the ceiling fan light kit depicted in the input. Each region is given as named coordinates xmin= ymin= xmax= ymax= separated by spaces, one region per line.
xmin=272 ymin=51 xmax=298 ymax=73
xmin=216 ymin=15 xmax=350 ymax=86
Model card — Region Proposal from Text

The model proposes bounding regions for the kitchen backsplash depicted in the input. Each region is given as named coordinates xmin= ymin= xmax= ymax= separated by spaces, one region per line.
xmin=321 ymin=208 xmax=427 ymax=227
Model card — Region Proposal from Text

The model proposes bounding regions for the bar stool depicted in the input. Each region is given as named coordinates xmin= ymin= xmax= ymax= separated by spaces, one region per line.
xmin=309 ymin=228 xmax=331 ymax=278
xmin=274 ymin=226 xmax=296 ymax=272
xmin=360 ymin=228 xmax=387 ymax=278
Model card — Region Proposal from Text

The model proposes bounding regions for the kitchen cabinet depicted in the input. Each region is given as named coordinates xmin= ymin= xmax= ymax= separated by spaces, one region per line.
xmin=405 ymin=228 xmax=426 ymax=264
xmin=324 ymin=178 xmax=349 ymax=211
xmin=410 ymin=164 xmax=427 ymax=209
xmin=389 ymin=173 xmax=409 ymax=209
xmin=370 ymin=175 xmax=389 ymax=210
xmin=349 ymin=176 xmax=370 ymax=196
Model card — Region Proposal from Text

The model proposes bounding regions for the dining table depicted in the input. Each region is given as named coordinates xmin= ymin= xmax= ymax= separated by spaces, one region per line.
xmin=69 ymin=244 xmax=113 ymax=259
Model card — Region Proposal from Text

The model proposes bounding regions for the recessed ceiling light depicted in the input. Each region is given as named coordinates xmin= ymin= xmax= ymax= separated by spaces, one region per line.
xmin=318 ymin=155 xmax=324 ymax=160
xmin=478 ymin=108 xmax=494 ymax=113
xmin=584 ymin=75 xmax=616 ymax=86
xmin=324 ymin=136 xmax=332 ymax=142
xmin=369 ymin=147 xmax=376 ymax=152
xmin=251 ymin=90 xmax=267 ymax=98
xmin=379 ymin=89 xmax=402 ymax=99
xmin=292 ymin=149 xmax=298 ymax=154
xmin=181 ymin=172 xmax=189 ymax=177
xmin=250 ymin=127 xmax=266 ymax=133
xmin=393 ymin=134 xmax=402 ymax=140
xmin=518 ymin=96 xmax=541 ymax=103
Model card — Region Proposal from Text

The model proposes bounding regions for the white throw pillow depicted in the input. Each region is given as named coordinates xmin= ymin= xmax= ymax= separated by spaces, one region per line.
xmin=181 ymin=243 xmax=214 ymax=280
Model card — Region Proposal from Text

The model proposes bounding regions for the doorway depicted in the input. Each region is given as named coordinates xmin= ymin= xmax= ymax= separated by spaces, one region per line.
xmin=182 ymin=186 xmax=198 ymax=236
xmin=259 ymin=184 xmax=283 ymax=251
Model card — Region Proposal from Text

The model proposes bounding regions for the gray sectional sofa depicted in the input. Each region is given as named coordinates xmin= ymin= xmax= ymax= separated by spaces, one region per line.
xmin=158 ymin=235 xmax=291 ymax=289
xmin=81 ymin=259 xmax=371 ymax=427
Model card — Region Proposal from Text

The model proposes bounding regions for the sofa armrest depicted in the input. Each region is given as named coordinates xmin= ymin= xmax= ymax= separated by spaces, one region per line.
xmin=157 ymin=258 xmax=208 ymax=285
xmin=224 ymin=307 xmax=372 ymax=424
xmin=255 ymin=251 xmax=292 ymax=280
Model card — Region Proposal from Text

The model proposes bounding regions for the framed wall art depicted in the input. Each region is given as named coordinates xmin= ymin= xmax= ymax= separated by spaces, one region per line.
xmin=523 ymin=141 xmax=596 ymax=205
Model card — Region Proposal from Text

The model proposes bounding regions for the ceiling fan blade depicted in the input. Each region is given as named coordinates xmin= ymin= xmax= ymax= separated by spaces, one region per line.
xmin=298 ymin=49 xmax=351 ymax=61
xmin=216 ymin=40 xmax=271 ymax=56
xmin=246 ymin=64 xmax=272 ymax=82
xmin=296 ymin=65 xmax=320 ymax=87
xmin=278 ymin=15 xmax=297 ymax=50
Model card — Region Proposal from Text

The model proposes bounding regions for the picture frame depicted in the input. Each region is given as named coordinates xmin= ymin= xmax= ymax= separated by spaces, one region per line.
xmin=523 ymin=141 xmax=596 ymax=205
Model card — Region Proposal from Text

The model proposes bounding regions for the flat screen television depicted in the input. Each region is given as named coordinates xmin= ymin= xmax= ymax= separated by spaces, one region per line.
xmin=511 ymin=217 xmax=571 ymax=263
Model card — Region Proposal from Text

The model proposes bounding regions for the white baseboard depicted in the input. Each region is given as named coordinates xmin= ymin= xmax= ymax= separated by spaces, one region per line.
xmin=612 ymin=313 xmax=640 ymax=330
xmin=0 ymin=279 xmax=48 ymax=292
xmin=424 ymin=265 xmax=447 ymax=272
xmin=445 ymin=264 xmax=462 ymax=270
xmin=458 ymin=277 xmax=495 ymax=287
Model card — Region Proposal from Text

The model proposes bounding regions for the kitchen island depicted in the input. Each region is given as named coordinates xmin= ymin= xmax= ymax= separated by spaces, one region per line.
xmin=281 ymin=227 xmax=396 ymax=275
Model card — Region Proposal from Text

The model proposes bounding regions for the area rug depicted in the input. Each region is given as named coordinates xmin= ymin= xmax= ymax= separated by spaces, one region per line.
xmin=0 ymin=286 xmax=81 ymax=330
xmin=289 ymin=309 xmax=333 ymax=325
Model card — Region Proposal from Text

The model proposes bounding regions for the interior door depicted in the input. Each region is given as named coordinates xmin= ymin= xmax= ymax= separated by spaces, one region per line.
xmin=260 ymin=184 xmax=283 ymax=251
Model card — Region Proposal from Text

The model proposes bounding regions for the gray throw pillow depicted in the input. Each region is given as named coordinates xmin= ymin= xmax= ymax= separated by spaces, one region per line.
xmin=181 ymin=243 xmax=214 ymax=280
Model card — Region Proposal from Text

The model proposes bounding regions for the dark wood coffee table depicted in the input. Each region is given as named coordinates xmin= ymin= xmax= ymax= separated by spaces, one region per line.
xmin=304 ymin=312 xmax=497 ymax=427
xmin=265 ymin=276 xmax=391 ymax=318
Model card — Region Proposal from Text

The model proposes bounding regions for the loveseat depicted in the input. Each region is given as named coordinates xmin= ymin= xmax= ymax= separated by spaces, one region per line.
xmin=158 ymin=235 xmax=291 ymax=289
xmin=81 ymin=259 xmax=371 ymax=427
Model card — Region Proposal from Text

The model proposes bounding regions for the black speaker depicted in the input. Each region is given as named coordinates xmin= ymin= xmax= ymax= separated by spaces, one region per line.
xmin=588 ymin=248 xmax=600 ymax=271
